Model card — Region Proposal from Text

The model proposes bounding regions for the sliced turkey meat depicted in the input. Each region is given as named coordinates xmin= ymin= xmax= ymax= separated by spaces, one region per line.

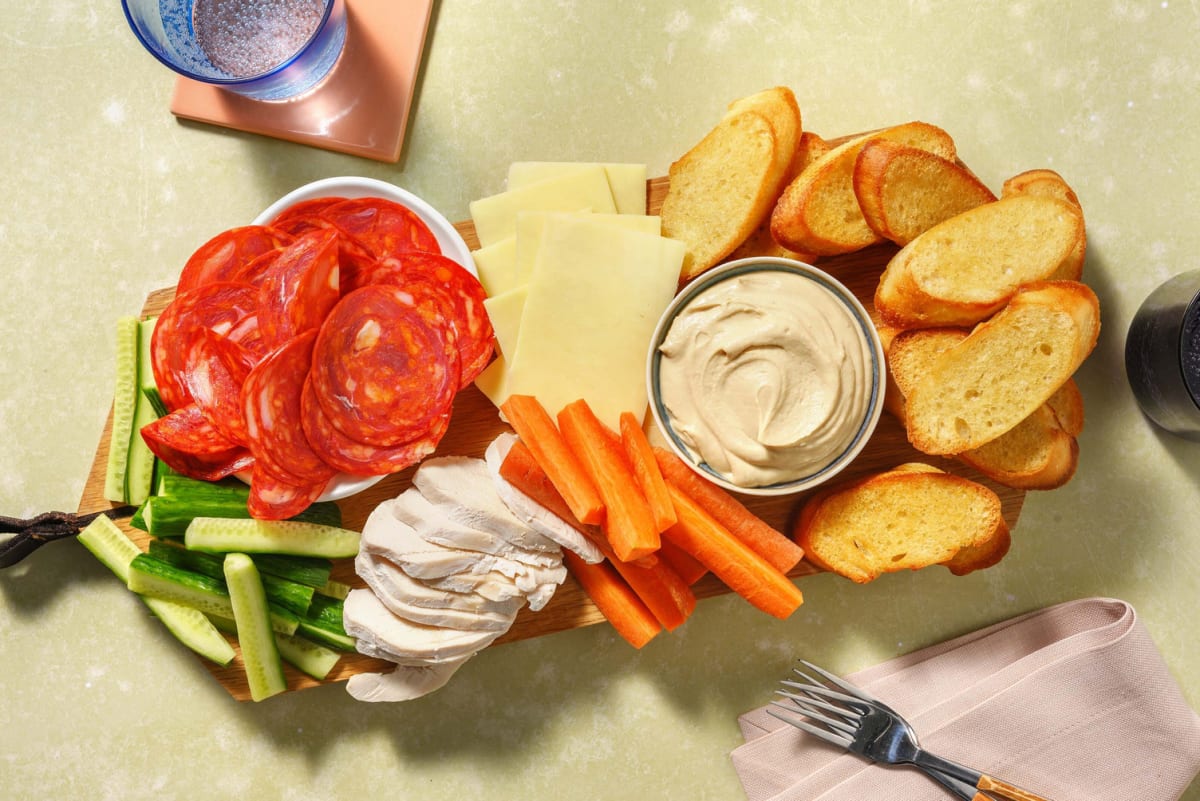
xmin=343 ymin=589 xmax=505 ymax=665
xmin=346 ymin=658 xmax=469 ymax=703
xmin=362 ymin=499 xmax=507 ymax=580
xmin=354 ymin=550 xmax=523 ymax=616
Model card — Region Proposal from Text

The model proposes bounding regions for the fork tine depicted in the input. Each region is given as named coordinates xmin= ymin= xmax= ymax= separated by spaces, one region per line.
xmin=783 ymin=676 xmax=870 ymax=710
xmin=776 ymin=688 xmax=861 ymax=727
xmin=773 ymin=690 xmax=858 ymax=736
xmin=798 ymin=659 xmax=886 ymax=705
xmin=766 ymin=703 xmax=854 ymax=748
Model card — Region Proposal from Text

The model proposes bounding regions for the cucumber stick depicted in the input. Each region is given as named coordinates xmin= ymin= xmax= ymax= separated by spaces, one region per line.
xmin=124 ymin=318 xmax=161 ymax=506
xmin=145 ymin=540 xmax=316 ymax=615
xmin=103 ymin=316 xmax=140 ymax=502
xmin=139 ymin=316 xmax=168 ymax=418
xmin=127 ymin=554 xmax=300 ymax=636
xmin=296 ymin=593 xmax=356 ymax=652
xmin=185 ymin=518 xmax=360 ymax=559
xmin=224 ymin=554 xmax=287 ymax=701
xmin=76 ymin=516 xmax=235 ymax=666
xmin=141 ymin=494 xmax=342 ymax=538
xmin=207 ymin=615 xmax=342 ymax=681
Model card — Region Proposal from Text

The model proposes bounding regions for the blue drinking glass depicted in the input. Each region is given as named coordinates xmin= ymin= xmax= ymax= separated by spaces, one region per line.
xmin=121 ymin=0 xmax=347 ymax=101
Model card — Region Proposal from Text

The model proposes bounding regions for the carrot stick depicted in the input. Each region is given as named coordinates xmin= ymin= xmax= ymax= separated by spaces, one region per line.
xmin=563 ymin=551 xmax=661 ymax=648
xmin=657 ymin=537 xmax=708 ymax=585
xmin=663 ymin=483 xmax=804 ymax=619
xmin=500 ymin=438 xmax=592 ymax=532
xmin=501 ymin=395 xmax=605 ymax=525
xmin=595 ymin=540 xmax=695 ymax=631
xmin=654 ymin=447 xmax=805 ymax=574
xmin=558 ymin=399 xmax=660 ymax=562
xmin=619 ymin=412 xmax=677 ymax=533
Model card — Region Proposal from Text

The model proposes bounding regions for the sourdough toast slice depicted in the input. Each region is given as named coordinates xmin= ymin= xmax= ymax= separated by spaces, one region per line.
xmin=1001 ymin=168 xmax=1086 ymax=281
xmin=874 ymin=193 xmax=1084 ymax=328
xmin=886 ymin=327 xmax=1081 ymax=489
xmin=794 ymin=463 xmax=1008 ymax=583
xmin=853 ymin=140 xmax=996 ymax=246
xmin=769 ymin=121 xmax=956 ymax=257
xmin=902 ymin=281 xmax=1100 ymax=455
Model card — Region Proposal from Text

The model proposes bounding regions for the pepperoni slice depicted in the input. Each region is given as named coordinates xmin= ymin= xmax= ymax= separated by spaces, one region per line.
xmin=177 ymin=226 xmax=293 ymax=294
xmin=309 ymin=285 xmax=461 ymax=447
xmin=269 ymin=196 xmax=347 ymax=233
xmin=354 ymin=251 xmax=494 ymax=386
xmin=242 ymin=329 xmax=337 ymax=485
xmin=140 ymin=404 xmax=254 ymax=481
xmin=300 ymin=377 xmax=449 ymax=476
xmin=320 ymin=197 xmax=441 ymax=258
xmin=182 ymin=329 xmax=254 ymax=446
xmin=151 ymin=282 xmax=262 ymax=412
xmin=246 ymin=462 xmax=329 ymax=521
xmin=257 ymin=230 xmax=341 ymax=351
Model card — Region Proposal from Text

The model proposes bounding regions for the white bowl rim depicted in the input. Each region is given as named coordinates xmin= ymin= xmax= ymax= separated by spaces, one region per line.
xmin=249 ymin=176 xmax=473 ymax=503
xmin=646 ymin=257 xmax=887 ymax=497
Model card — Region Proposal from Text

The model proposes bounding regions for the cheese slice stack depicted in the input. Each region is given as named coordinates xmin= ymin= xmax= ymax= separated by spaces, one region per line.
xmin=468 ymin=162 xmax=683 ymax=430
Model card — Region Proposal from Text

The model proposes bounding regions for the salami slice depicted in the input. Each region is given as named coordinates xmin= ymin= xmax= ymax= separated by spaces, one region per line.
xmin=151 ymin=281 xmax=262 ymax=412
xmin=269 ymin=196 xmax=346 ymax=233
xmin=257 ymin=229 xmax=341 ymax=351
xmin=182 ymin=329 xmax=254 ymax=446
xmin=320 ymin=197 xmax=441 ymax=258
xmin=241 ymin=329 xmax=337 ymax=485
xmin=309 ymin=285 xmax=461 ymax=447
xmin=300 ymin=377 xmax=449 ymax=476
xmin=140 ymin=404 xmax=254 ymax=481
xmin=246 ymin=461 xmax=328 ymax=521
xmin=230 ymin=247 xmax=284 ymax=287
xmin=352 ymin=252 xmax=494 ymax=386
xmin=177 ymin=226 xmax=292 ymax=294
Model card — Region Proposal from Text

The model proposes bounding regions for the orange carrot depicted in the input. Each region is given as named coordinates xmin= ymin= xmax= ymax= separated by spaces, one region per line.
xmin=657 ymin=537 xmax=708 ymax=585
xmin=501 ymin=395 xmax=605 ymax=525
xmin=563 ymin=551 xmax=661 ymax=648
xmin=500 ymin=438 xmax=592 ymax=532
xmin=663 ymin=483 xmax=804 ymax=620
xmin=558 ymin=400 xmax=660 ymax=562
xmin=619 ymin=412 xmax=677 ymax=533
xmin=596 ymin=540 xmax=695 ymax=631
xmin=653 ymin=447 xmax=805 ymax=574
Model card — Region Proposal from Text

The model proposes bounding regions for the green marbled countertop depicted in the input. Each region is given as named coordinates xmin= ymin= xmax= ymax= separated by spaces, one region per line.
xmin=3 ymin=1 xmax=1198 ymax=798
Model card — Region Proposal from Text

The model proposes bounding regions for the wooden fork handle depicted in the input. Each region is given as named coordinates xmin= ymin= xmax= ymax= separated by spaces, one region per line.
xmin=977 ymin=774 xmax=1054 ymax=801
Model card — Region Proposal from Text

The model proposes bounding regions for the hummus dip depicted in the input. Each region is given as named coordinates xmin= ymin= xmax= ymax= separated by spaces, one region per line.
xmin=656 ymin=269 xmax=876 ymax=488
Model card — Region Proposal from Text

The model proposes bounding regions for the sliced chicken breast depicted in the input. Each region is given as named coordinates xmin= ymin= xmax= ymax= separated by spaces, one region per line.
xmin=346 ymin=658 xmax=469 ymax=703
xmin=344 ymin=589 xmax=505 ymax=665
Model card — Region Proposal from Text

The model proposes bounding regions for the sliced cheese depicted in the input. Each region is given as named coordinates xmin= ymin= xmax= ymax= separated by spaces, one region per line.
xmin=515 ymin=211 xmax=662 ymax=286
xmin=468 ymin=166 xmax=616 ymax=248
xmin=508 ymin=162 xmax=649 ymax=215
xmin=474 ymin=354 xmax=508 ymax=407
xmin=472 ymin=236 xmax=517 ymax=297
xmin=482 ymin=286 xmax=527 ymax=359
xmin=503 ymin=216 xmax=685 ymax=429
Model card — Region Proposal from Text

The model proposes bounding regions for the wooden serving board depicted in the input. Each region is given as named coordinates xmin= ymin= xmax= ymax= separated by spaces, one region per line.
xmin=77 ymin=175 xmax=1026 ymax=701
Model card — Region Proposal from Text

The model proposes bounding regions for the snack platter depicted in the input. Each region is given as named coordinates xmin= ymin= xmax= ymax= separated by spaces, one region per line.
xmin=76 ymin=170 xmax=1027 ymax=702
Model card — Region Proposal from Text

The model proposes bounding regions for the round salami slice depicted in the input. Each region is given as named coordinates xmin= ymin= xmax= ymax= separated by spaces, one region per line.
xmin=182 ymin=329 xmax=254 ymax=446
xmin=300 ymin=377 xmax=449 ymax=476
xmin=257 ymin=229 xmax=342 ymax=351
xmin=230 ymin=247 xmax=284 ymax=287
xmin=151 ymin=281 xmax=262 ymax=412
xmin=320 ymin=197 xmax=441 ymax=258
xmin=242 ymin=329 xmax=337 ymax=486
xmin=246 ymin=461 xmax=329 ymax=521
xmin=354 ymin=251 xmax=495 ymax=386
xmin=177 ymin=226 xmax=293 ymax=294
xmin=310 ymin=284 xmax=461 ymax=447
xmin=140 ymin=404 xmax=254 ymax=481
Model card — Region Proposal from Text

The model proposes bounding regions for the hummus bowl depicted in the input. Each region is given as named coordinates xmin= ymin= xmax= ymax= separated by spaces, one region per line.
xmin=647 ymin=258 xmax=886 ymax=497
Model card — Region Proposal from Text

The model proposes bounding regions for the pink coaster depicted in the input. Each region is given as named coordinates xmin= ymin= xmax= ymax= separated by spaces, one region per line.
xmin=170 ymin=0 xmax=433 ymax=163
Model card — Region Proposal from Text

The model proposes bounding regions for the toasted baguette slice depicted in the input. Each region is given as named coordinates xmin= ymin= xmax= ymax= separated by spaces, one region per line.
xmin=875 ymin=194 xmax=1084 ymax=328
xmin=1002 ymin=168 xmax=1086 ymax=281
xmin=886 ymin=327 xmax=1081 ymax=489
xmin=903 ymin=281 xmax=1100 ymax=455
xmin=794 ymin=463 xmax=1008 ymax=583
xmin=662 ymin=107 xmax=790 ymax=281
xmin=790 ymin=130 xmax=832 ymax=180
xmin=723 ymin=86 xmax=802 ymax=195
xmin=854 ymin=140 xmax=996 ymax=246
xmin=769 ymin=121 xmax=956 ymax=257
xmin=1046 ymin=378 xmax=1085 ymax=437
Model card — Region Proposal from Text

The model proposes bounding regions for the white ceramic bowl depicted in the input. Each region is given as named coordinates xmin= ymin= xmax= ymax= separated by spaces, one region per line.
xmin=252 ymin=176 xmax=475 ymax=502
xmin=646 ymin=258 xmax=886 ymax=497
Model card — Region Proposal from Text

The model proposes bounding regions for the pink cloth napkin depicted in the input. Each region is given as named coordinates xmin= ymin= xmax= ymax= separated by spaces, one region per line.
xmin=731 ymin=597 xmax=1200 ymax=800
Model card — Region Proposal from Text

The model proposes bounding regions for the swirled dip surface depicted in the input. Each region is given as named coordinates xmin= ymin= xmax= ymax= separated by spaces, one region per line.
xmin=657 ymin=270 xmax=874 ymax=487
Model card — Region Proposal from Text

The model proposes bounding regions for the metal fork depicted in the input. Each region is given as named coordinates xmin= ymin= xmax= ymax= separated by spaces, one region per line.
xmin=767 ymin=660 xmax=1055 ymax=801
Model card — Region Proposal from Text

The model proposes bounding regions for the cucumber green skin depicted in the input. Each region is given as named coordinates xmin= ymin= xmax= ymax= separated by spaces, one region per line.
xmin=124 ymin=318 xmax=161 ymax=507
xmin=127 ymin=555 xmax=300 ymax=636
xmin=76 ymin=517 xmax=234 ymax=666
xmin=146 ymin=541 xmax=316 ymax=615
xmin=185 ymin=518 xmax=360 ymax=559
xmin=103 ymin=316 xmax=141 ymax=503
xmin=143 ymin=495 xmax=342 ymax=538
xmin=208 ymin=616 xmax=341 ymax=680
xmin=295 ymin=618 xmax=357 ymax=652
xmin=146 ymin=532 xmax=334 ymax=590
xmin=296 ymin=594 xmax=356 ymax=652
xmin=223 ymin=554 xmax=287 ymax=702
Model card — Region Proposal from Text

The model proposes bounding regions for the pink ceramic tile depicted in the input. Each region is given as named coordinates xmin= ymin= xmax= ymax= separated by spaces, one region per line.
xmin=170 ymin=0 xmax=433 ymax=163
